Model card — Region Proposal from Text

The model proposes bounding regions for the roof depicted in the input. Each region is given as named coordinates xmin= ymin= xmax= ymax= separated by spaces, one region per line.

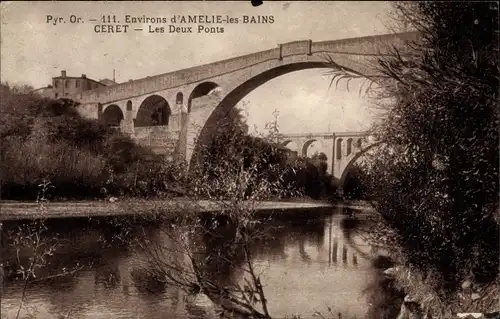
xmin=99 ymin=78 xmax=118 ymax=86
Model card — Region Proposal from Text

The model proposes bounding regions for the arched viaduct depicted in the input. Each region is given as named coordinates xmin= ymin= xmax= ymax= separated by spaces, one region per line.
xmin=279 ymin=132 xmax=380 ymax=187
xmin=71 ymin=31 xmax=417 ymax=165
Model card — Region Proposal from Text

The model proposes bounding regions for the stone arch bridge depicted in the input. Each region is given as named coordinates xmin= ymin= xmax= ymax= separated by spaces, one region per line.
xmin=71 ymin=31 xmax=417 ymax=174
xmin=279 ymin=131 xmax=378 ymax=187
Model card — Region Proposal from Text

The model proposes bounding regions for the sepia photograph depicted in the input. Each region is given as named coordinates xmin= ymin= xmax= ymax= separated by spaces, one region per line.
xmin=0 ymin=1 xmax=498 ymax=318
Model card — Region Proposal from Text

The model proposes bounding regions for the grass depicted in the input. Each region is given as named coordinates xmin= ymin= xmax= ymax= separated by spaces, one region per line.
xmin=390 ymin=265 xmax=500 ymax=318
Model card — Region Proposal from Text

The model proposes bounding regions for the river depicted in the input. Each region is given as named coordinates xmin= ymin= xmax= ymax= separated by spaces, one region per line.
xmin=0 ymin=205 xmax=391 ymax=319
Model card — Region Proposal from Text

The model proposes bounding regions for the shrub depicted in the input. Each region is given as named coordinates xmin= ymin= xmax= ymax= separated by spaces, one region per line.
xmin=350 ymin=1 xmax=499 ymax=315
xmin=0 ymin=83 xmax=181 ymax=200
xmin=197 ymin=108 xmax=335 ymax=200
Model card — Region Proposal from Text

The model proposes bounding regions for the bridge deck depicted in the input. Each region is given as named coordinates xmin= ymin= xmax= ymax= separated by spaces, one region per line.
xmin=73 ymin=31 xmax=419 ymax=105
xmin=280 ymin=131 xmax=367 ymax=138
xmin=0 ymin=199 xmax=334 ymax=221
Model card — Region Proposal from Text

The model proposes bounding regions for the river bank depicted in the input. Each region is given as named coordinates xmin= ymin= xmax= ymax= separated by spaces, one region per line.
xmin=0 ymin=198 xmax=352 ymax=221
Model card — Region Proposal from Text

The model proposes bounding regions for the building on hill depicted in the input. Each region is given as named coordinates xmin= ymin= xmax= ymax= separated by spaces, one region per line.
xmin=32 ymin=70 xmax=111 ymax=99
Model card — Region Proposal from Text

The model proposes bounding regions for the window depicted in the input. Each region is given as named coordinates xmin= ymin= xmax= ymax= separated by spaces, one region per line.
xmin=65 ymin=80 xmax=69 ymax=88
xmin=54 ymin=80 xmax=59 ymax=88
xmin=76 ymin=80 xmax=80 ymax=88
xmin=176 ymin=92 xmax=183 ymax=104
xmin=55 ymin=93 xmax=59 ymax=98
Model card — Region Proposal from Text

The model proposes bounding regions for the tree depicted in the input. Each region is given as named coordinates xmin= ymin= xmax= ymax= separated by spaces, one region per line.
xmin=0 ymin=83 xmax=182 ymax=199
xmin=128 ymin=107 xmax=296 ymax=318
xmin=350 ymin=2 xmax=499 ymax=316
xmin=342 ymin=164 xmax=369 ymax=200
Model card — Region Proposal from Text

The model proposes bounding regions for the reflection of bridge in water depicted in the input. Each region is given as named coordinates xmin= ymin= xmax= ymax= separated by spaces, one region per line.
xmin=250 ymin=210 xmax=378 ymax=269
xmin=327 ymin=215 xmax=372 ymax=268
xmin=1 ymin=208 xmax=379 ymax=318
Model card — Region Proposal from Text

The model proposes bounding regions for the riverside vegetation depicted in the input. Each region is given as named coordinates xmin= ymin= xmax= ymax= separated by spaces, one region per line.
xmin=345 ymin=2 xmax=499 ymax=318
xmin=1 ymin=2 xmax=499 ymax=319
xmin=0 ymin=83 xmax=336 ymax=202
xmin=0 ymin=81 xmax=343 ymax=318
xmin=0 ymin=86 xmax=345 ymax=318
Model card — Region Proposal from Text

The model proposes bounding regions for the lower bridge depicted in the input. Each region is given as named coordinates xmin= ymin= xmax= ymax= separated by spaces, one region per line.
xmin=278 ymin=131 xmax=377 ymax=186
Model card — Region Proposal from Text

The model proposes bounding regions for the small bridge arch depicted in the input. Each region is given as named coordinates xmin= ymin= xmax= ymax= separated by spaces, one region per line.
xmin=278 ymin=132 xmax=377 ymax=188
xmin=188 ymin=81 xmax=220 ymax=113
xmin=101 ymin=104 xmax=123 ymax=127
xmin=135 ymin=94 xmax=172 ymax=127
xmin=302 ymin=139 xmax=319 ymax=157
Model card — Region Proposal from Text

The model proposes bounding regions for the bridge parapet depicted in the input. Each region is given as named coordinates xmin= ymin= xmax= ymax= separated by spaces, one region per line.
xmin=312 ymin=31 xmax=419 ymax=56
xmin=279 ymin=40 xmax=313 ymax=58
xmin=73 ymin=47 xmax=278 ymax=105
xmin=280 ymin=131 xmax=367 ymax=139
xmin=71 ymin=32 xmax=419 ymax=105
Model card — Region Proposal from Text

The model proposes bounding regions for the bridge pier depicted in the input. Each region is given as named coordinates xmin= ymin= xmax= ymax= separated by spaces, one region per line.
xmin=123 ymin=101 xmax=134 ymax=135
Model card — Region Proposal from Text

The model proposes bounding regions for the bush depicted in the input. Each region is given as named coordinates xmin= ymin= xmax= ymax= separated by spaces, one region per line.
xmin=354 ymin=1 xmax=499 ymax=315
xmin=342 ymin=164 xmax=369 ymax=200
xmin=0 ymin=83 xmax=182 ymax=200
xmin=196 ymin=108 xmax=335 ymax=200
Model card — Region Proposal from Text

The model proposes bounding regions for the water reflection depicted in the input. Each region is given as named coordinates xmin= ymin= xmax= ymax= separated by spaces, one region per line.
xmin=1 ymin=206 xmax=382 ymax=319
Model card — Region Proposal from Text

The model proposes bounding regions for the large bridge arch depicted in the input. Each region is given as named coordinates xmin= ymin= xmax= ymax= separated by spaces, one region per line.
xmin=183 ymin=33 xmax=418 ymax=166
xmin=188 ymin=60 xmax=365 ymax=166
xmin=338 ymin=141 xmax=382 ymax=187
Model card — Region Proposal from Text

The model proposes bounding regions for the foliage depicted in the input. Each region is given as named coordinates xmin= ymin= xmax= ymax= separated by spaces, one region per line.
xmin=0 ymin=83 xmax=183 ymax=199
xmin=342 ymin=164 xmax=369 ymax=200
xmin=2 ymin=181 xmax=83 ymax=318
xmin=284 ymin=152 xmax=336 ymax=200
xmin=128 ymin=138 xmax=291 ymax=318
xmin=349 ymin=1 xmax=499 ymax=316
xmin=121 ymin=106 xmax=339 ymax=319
xmin=196 ymin=107 xmax=336 ymax=200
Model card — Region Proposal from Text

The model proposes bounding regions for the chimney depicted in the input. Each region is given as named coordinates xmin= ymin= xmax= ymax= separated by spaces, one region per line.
xmin=81 ymin=74 xmax=86 ymax=78
xmin=61 ymin=70 xmax=67 ymax=77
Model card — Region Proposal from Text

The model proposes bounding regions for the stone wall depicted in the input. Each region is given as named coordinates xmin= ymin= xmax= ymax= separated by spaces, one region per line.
xmin=132 ymin=126 xmax=180 ymax=155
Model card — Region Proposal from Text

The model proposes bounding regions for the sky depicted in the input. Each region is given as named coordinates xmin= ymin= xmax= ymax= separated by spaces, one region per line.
xmin=1 ymin=1 xmax=394 ymax=137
